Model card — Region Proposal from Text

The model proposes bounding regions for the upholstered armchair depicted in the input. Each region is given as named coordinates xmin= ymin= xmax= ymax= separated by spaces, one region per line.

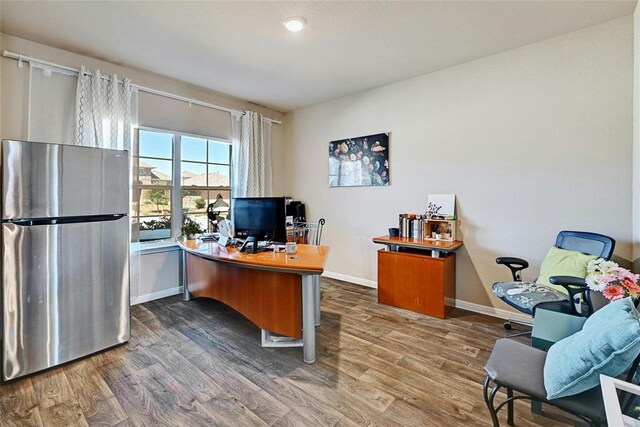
xmin=483 ymin=297 xmax=640 ymax=426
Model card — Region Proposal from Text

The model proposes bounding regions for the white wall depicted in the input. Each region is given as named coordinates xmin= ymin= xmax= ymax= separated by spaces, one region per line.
xmin=130 ymin=247 xmax=183 ymax=305
xmin=284 ymin=17 xmax=633 ymax=310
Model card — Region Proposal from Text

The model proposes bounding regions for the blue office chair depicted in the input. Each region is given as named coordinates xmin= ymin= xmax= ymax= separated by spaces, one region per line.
xmin=492 ymin=231 xmax=615 ymax=335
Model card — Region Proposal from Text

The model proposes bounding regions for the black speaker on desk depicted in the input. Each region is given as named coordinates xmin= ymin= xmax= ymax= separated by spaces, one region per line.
xmin=295 ymin=204 xmax=306 ymax=222
xmin=286 ymin=201 xmax=306 ymax=222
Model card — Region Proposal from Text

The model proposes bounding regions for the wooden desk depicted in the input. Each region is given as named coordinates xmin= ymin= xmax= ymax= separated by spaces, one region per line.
xmin=177 ymin=238 xmax=329 ymax=364
xmin=372 ymin=235 xmax=463 ymax=319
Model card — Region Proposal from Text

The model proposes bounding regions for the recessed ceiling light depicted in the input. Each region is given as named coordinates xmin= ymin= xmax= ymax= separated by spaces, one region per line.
xmin=283 ymin=17 xmax=305 ymax=32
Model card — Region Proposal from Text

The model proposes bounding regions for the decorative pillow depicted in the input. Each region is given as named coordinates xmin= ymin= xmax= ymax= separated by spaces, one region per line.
xmin=537 ymin=246 xmax=597 ymax=294
xmin=543 ymin=297 xmax=640 ymax=400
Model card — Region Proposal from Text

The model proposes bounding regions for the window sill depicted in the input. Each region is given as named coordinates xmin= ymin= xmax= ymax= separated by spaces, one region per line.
xmin=131 ymin=239 xmax=180 ymax=255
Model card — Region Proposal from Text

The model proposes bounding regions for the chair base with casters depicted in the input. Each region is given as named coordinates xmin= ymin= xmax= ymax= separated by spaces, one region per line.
xmin=501 ymin=319 xmax=533 ymax=338
xmin=483 ymin=338 xmax=640 ymax=427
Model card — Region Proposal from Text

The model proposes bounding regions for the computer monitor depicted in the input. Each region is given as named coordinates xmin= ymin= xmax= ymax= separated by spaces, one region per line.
xmin=232 ymin=197 xmax=287 ymax=244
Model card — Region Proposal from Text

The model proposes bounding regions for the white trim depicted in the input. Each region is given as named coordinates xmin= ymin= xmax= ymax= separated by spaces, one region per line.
xmin=600 ymin=374 xmax=640 ymax=427
xmin=322 ymin=271 xmax=531 ymax=322
xmin=322 ymin=270 xmax=377 ymax=288
xmin=131 ymin=241 xmax=180 ymax=255
xmin=172 ymin=132 xmax=182 ymax=238
xmin=133 ymin=125 xmax=234 ymax=239
xmin=130 ymin=286 xmax=182 ymax=305
xmin=138 ymin=124 xmax=231 ymax=145
xmin=452 ymin=299 xmax=532 ymax=323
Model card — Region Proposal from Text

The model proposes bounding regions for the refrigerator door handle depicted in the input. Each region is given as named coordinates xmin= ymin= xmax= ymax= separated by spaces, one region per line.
xmin=4 ymin=214 xmax=127 ymax=226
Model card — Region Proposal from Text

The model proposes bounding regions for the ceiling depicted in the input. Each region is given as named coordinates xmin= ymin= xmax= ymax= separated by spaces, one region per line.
xmin=0 ymin=1 xmax=636 ymax=112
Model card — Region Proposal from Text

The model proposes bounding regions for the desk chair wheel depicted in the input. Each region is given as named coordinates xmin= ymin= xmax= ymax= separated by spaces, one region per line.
xmin=503 ymin=321 xmax=512 ymax=330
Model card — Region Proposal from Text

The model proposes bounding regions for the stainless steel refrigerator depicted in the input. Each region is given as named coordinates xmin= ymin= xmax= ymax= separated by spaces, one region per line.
xmin=1 ymin=140 xmax=130 ymax=381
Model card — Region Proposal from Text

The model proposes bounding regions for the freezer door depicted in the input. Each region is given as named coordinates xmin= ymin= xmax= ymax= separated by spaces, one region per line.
xmin=2 ymin=140 xmax=129 ymax=219
xmin=2 ymin=216 xmax=130 ymax=381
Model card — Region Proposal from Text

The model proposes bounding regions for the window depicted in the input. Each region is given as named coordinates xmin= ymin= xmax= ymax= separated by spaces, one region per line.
xmin=132 ymin=128 xmax=232 ymax=242
xmin=181 ymin=135 xmax=231 ymax=232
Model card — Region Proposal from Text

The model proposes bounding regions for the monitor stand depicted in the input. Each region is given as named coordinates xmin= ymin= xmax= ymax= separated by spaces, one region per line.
xmin=239 ymin=236 xmax=259 ymax=253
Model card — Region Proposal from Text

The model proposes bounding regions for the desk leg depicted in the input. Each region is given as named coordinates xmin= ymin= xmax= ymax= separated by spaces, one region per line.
xmin=314 ymin=275 xmax=321 ymax=327
xmin=302 ymin=275 xmax=316 ymax=364
xmin=531 ymin=400 xmax=542 ymax=415
xmin=182 ymin=250 xmax=191 ymax=302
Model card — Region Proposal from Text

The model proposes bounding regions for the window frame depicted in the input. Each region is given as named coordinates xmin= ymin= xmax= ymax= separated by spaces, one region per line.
xmin=132 ymin=126 xmax=232 ymax=243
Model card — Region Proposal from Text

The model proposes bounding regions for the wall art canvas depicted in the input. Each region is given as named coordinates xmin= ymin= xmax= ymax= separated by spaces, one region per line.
xmin=328 ymin=132 xmax=389 ymax=187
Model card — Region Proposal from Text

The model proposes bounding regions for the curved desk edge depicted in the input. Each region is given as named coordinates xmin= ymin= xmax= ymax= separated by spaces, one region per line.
xmin=177 ymin=238 xmax=328 ymax=275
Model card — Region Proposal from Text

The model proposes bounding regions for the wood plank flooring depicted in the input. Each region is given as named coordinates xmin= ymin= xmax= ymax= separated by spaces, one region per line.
xmin=0 ymin=278 xmax=578 ymax=426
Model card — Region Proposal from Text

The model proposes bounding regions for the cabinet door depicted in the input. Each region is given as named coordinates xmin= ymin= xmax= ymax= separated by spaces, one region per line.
xmin=378 ymin=250 xmax=451 ymax=318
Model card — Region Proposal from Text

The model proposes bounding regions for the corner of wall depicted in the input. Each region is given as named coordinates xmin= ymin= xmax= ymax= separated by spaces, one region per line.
xmin=0 ymin=31 xmax=3 ymax=141
xmin=633 ymin=4 xmax=640 ymax=272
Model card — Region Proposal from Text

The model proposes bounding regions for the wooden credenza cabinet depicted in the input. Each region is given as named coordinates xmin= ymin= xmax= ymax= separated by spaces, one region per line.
xmin=373 ymin=236 xmax=463 ymax=319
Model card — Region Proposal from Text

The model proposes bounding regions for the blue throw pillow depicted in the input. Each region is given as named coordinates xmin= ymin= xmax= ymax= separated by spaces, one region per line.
xmin=543 ymin=297 xmax=640 ymax=400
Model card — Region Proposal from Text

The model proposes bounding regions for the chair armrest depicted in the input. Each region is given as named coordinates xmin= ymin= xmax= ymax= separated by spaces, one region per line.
xmin=496 ymin=257 xmax=529 ymax=281
xmin=549 ymin=275 xmax=588 ymax=295
xmin=549 ymin=275 xmax=587 ymax=289
xmin=549 ymin=276 xmax=590 ymax=316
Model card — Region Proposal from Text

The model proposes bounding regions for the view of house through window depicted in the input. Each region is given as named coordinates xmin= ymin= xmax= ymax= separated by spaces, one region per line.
xmin=132 ymin=128 xmax=231 ymax=242
xmin=181 ymin=135 xmax=231 ymax=233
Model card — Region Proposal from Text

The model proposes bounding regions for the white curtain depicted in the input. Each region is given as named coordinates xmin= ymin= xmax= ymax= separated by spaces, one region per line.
xmin=232 ymin=111 xmax=273 ymax=197
xmin=28 ymin=63 xmax=78 ymax=144
xmin=75 ymin=66 xmax=133 ymax=150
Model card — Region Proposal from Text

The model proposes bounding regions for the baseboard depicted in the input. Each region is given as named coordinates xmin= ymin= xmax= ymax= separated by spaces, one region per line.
xmin=452 ymin=299 xmax=531 ymax=323
xmin=130 ymin=286 xmax=183 ymax=306
xmin=322 ymin=271 xmax=530 ymax=323
xmin=322 ymin=271 xmax=377 ymax=288
xmin=134 ymin=276 xmax=529 ymax=323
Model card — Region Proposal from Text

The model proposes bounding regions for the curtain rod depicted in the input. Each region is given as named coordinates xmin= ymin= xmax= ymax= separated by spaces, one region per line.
xmin=2 ymin=50 xmax=282 ymax=125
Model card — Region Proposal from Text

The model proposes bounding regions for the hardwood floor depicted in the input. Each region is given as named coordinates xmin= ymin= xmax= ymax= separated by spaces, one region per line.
xmin=0 ymin=278 xmax=577 ymax=426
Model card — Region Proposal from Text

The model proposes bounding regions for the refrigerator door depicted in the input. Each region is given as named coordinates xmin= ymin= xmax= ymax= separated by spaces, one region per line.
xmin=2 ymin=140 xmax=129 ymax=220
xmin=2 ymin=216 xmax=130 ymax=381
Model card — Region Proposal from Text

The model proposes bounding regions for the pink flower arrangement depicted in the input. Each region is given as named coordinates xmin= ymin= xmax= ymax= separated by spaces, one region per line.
xmin=602 ymin=285 xmax=626 ymax=301
xmin=586 ymin=258 xmax=640 ymax=301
